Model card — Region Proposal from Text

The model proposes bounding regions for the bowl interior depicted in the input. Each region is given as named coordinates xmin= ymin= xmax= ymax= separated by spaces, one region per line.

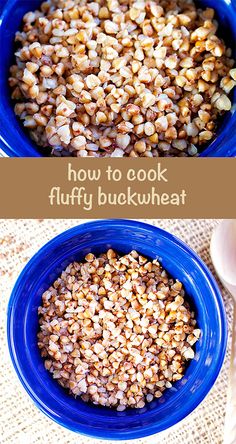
xmin=0 ymin=0 xmax=236 ymax=157
xmin=8 ymin=221 xmax=227 ymax=439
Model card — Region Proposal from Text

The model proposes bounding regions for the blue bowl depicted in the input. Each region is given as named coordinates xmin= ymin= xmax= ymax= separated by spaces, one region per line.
xmin=7 ymin=220 xmax=227 ymax=440
xmin=0 ymin=0 xmax=236 ymax=157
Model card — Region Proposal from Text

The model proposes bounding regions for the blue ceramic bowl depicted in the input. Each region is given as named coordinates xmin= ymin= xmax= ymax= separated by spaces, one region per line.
xmin=0 ymin=0 xmax=236 ymax=157
xmin=7 ymin=220 xmax=227 ymax=440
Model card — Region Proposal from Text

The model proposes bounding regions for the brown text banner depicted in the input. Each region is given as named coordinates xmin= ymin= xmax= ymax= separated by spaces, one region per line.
xmin=0 ymin=158 xmax=234 ymax=218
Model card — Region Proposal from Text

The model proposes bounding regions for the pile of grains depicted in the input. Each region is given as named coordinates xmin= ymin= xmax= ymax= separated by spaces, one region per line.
xmin=9 ymin=0 xmax=236 ymax=157
xmin=38 ymin=249 xmax=200 ymax=410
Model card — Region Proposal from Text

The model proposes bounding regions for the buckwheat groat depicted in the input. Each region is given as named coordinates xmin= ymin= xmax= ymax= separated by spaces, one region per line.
xmin=9 ymin=0 xmax=236 ymax=157
xmin=38 ymin=250 xmax=200 ymax=410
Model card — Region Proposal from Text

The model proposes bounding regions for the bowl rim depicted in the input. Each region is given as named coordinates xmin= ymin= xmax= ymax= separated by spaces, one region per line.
xmin=7 ymin=219 xmax=228 ymax=439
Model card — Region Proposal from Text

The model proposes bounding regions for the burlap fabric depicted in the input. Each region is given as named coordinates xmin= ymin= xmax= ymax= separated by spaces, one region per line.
xmin=0 ymin=219 xmax=233 ymax=444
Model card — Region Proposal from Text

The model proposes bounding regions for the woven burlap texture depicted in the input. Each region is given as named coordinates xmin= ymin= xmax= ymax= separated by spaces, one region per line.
xmin=0 ymin=219 xmax=233 ymax=444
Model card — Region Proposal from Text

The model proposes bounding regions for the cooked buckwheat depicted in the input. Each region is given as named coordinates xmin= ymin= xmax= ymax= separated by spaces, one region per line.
xmin=38 ymin=250 xmax=200 ymax=410
xmin=9 ymin=0 xmax=236 ymax=157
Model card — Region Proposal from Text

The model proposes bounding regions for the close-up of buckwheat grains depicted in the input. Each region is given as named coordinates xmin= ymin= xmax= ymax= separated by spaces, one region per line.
xmin=9 ymin=0 xmax=236 ymax=157
xmin=37 ymin=249 xmax=200 ymax=411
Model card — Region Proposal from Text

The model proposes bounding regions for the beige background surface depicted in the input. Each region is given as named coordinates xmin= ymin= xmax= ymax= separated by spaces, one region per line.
xmin=0 ymin=219 xmax=233 ymax=444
